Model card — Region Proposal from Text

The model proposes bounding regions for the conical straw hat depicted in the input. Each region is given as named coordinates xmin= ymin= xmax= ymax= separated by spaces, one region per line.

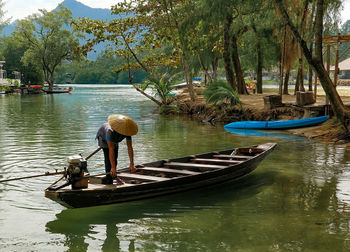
xmin=108 ymin=114 xmax=138 ymax=136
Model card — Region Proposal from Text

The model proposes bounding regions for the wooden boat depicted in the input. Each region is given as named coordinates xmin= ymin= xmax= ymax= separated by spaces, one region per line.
xmin=45 ymin=143 xmax=276 ymax=208
xmin=224 ymin=116 xmax=329 ymax=130
xmin=43 ymin=86 xmax=73 ymax=94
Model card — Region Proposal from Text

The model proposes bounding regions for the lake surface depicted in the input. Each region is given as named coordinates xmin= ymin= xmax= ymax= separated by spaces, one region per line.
xmin=1 ymin=85 xmax=350 ymax=251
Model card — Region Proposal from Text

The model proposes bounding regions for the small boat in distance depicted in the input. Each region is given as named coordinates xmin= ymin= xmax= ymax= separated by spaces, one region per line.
xmin=43 ymin=86 xmax=73 ymax=94
xmin=45 ymin=143 xmax=276 ymax=208
xmin=224 ymin=116 xmax=329 ymax=130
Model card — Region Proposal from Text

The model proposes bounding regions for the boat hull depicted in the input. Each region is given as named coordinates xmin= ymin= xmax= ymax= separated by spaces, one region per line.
xmin=224 ymin=116 xmax=329 ymax=130
xmin=45 ymin=143 xmax=276 ymax=208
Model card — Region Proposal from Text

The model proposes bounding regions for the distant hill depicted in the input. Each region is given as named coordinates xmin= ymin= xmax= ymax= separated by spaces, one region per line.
xmin=1 ymin=0 xmax=119 ymax=60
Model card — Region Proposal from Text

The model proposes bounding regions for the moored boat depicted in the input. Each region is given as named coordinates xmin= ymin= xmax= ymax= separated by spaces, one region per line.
xmin=43 ymin=86 xmax=73 ymax=94
xmin=224 ymin=116 xmax=329 ymax=130
xmin=45 ymin=142 xmax=276 ymax=208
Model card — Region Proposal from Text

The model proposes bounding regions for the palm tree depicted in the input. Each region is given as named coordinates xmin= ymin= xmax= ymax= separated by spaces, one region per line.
xmin=204 ymin=80 xmax=242 ymax=107
xmin=136 ymin=73 xmax=178 ymax=106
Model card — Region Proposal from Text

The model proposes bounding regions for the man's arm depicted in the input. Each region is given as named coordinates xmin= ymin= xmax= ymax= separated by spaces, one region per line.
xmin=107 ymin=141 xmax=117 ymax=177
xmin=126 ymin=139 xmax=136 ymax=172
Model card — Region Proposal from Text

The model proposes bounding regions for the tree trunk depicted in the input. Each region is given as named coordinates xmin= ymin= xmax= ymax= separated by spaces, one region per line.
xmin=294 ymin=68 xmax=300 ymax=95
xmin=256 ymin=40 xmax=263 ymax=94
xmin=308 ymin=41 xmax=313 ymax=91
xmin=134 ymin=86 xmax=162 ymax=106
xmin=279 ymin=49 xmax=284 ymax=95
xmin=295 ymin=58 xmax=305 ymax=93
xmin=223 ymin=15 xmax=235 ymax=89
xmin=197 ymin=53 xmax=212 ymax=83
xmin=211 ymin=52 xmax=219 ymax=81
xmin=283 ymin=66 xmax=290 ymax=95
xmin=182 ymin=53 xmax=196 ymax=101
xmin=274 ymin=0 xmax=350 ymax=130
xmin=46 ymin=69 xmax=55 ymax=91
xmin=298 ymin=46 xmax=305 ymax=92
xmin=231 ymin=35 xmax=248 ymax=94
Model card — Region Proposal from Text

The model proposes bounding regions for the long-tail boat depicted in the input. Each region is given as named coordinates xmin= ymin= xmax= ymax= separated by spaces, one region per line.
xmin=45 ymin=143 xmax=276 ymax=208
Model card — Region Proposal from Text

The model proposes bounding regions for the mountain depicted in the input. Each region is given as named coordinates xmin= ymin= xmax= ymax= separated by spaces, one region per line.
xmin=1 ymin=0 xmax=118 ymax=59
xmin=55 ymin=0 xmax=117 ymax=21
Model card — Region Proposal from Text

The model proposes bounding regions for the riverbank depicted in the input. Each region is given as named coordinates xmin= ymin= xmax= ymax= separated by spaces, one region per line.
xmin=173 ymin=86 xmax=350 ymax=144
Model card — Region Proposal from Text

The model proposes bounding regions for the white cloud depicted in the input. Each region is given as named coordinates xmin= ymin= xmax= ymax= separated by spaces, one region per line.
xmin=341 ymin=0 xmax=350 ymax=24
xmin=3 ymin=0 xmax=119 ymax=21
xmin=4 ymin=0 xmax=349 ymax=25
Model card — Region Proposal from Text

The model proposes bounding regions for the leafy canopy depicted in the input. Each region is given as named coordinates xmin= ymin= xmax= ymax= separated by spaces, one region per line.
xmin=14 ymin=5 xmax=81 ymax=87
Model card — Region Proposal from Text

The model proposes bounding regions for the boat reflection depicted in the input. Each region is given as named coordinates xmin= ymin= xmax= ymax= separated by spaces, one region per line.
xmin=225 ymin=128 xmax=305 ymax=140
xmin=45 ymin=172 xmax=275 ymax=251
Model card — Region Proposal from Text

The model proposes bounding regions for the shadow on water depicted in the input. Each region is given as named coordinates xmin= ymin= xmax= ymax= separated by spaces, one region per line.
xmin=46 ymin=171 xmax=276 ymax=251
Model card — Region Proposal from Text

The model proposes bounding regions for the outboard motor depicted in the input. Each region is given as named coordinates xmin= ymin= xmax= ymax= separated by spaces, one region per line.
xmin=66 ymin=155 xmax=89 ymax=189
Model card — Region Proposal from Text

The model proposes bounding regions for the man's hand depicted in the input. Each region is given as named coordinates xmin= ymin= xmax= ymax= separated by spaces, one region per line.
xmin=110 ymin=168 xmax=117 ymax=178
xmin=130 ymin=164 xmax=137 ymax=173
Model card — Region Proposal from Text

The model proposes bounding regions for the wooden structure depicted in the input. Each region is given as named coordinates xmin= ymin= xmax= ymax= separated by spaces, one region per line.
xmin=296 ymin=91 xmax=315 ymax=106
xmin=43 ymin=86 xmax=73 ymax=94
xmin=263 ymin=95 xmax=282 ymax=109
xmin=45 ymin=143 xmax=276 ymax=208
xmin=321 ymin=34 xmax=350 ymax=90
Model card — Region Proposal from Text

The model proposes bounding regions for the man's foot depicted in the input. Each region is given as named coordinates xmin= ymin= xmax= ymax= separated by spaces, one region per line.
xmin=130 ymin=167 xmax=137 ymax=173
xmin=101 ymin=175 xmax=113 ymax=184
xmin=115 ymin=177 xmax=124 ymax=185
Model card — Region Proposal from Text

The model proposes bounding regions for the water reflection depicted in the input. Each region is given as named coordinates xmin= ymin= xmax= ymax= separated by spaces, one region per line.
xmin=2 ymin=86 xmax=350 ymax=251
xmin=46 ymin=172 xmax=275 ymax=251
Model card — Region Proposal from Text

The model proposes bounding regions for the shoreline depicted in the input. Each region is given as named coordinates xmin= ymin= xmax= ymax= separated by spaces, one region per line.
xmin=173 ymin=86 xmax=350 ymax=144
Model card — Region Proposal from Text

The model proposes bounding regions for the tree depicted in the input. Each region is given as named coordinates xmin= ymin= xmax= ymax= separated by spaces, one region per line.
xmin=14 ymin=5 xmax=80 ymax=90
xmin=198 ymin=0 xmax=250 ymax=94
xmin=73 ymin=0 xmax=197 ymax=102
xmin=0 ymin=0 xmax=9 ymax=31
xmin=274 ymin=0 xmax=350 ymax=130
xmin=136 ymin=74 xmax=179 ymax=106
xmin=0 ymin=36 xmax=44 ymax=84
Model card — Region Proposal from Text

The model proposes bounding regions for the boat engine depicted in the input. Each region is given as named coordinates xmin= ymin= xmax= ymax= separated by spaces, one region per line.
xmin=66 ymin=155 xmax=89 ymax=189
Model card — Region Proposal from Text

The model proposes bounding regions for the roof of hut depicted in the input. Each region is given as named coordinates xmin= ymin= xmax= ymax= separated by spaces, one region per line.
xmin=330 ymin=57 xmax=350 ymax=71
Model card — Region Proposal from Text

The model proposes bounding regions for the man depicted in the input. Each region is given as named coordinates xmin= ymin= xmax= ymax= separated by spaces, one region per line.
xmin=96 ymin=114 xmax=138 ymax=184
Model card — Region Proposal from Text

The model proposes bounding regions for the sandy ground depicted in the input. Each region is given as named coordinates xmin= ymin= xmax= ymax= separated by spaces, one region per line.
xmin=238 ymin=87 xmax=350 ymax=143
xmin=240 ymin=87 xmax=350 ymax=111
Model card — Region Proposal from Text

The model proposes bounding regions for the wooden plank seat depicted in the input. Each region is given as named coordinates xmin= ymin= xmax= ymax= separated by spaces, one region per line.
xmin=192 ymin=158 xmax=243 ymax=165
xmin=118 ymin=173 xmax=169 ymax=182
xmin=137 ymin=167 xmax=200 ymax=175
xmin=213 ymin=154 xmax=253 ymax=159
xmin=164 ymin=162 xmax=227 ymax=170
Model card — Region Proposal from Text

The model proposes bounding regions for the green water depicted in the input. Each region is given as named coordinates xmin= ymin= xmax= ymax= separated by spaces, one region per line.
xmin=1 ymin=85 xmax=350 ymax=251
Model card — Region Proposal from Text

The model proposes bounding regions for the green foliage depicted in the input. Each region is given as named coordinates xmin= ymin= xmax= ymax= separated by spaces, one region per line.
xmin=141 ymin=73 xmax=178 ymax=105
xmin=54 ymin=51 xmax=148 ymax=84
xmin=204 ymin=80 xmax=242 ymax=107
xmin=6 ymin=79 xmax=20 ymax=87
xmin=14 ymin=5 xmax=81 ymax=89
xmin=159 ymin=105 xmax=181 ymax=114
xmin=0 ymin=35 xmax=44 ymax=84
xmin=0 ymin=84 xmax=10 ymax=92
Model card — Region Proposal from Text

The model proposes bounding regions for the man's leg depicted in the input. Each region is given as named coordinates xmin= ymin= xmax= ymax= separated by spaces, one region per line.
xmin=102 ymin=148 xmax=113 ymax=184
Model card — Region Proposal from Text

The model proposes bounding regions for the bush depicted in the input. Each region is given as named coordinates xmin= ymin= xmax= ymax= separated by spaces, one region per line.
xmin=204 ymin=80 xmax=242 ymax=107
xmin=0 ymin=84 xmax=10 ymax=92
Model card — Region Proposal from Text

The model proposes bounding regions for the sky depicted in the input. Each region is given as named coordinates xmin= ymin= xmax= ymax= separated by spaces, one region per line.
xmin=2 ymin=0 xmax=350 ymax=24
xmin=3 ymin=0 xmax=119 ymax=21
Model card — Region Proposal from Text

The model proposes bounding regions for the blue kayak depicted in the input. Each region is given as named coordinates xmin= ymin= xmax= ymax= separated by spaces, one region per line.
xmin=224 ymin=116 xmax=329 ymax=130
